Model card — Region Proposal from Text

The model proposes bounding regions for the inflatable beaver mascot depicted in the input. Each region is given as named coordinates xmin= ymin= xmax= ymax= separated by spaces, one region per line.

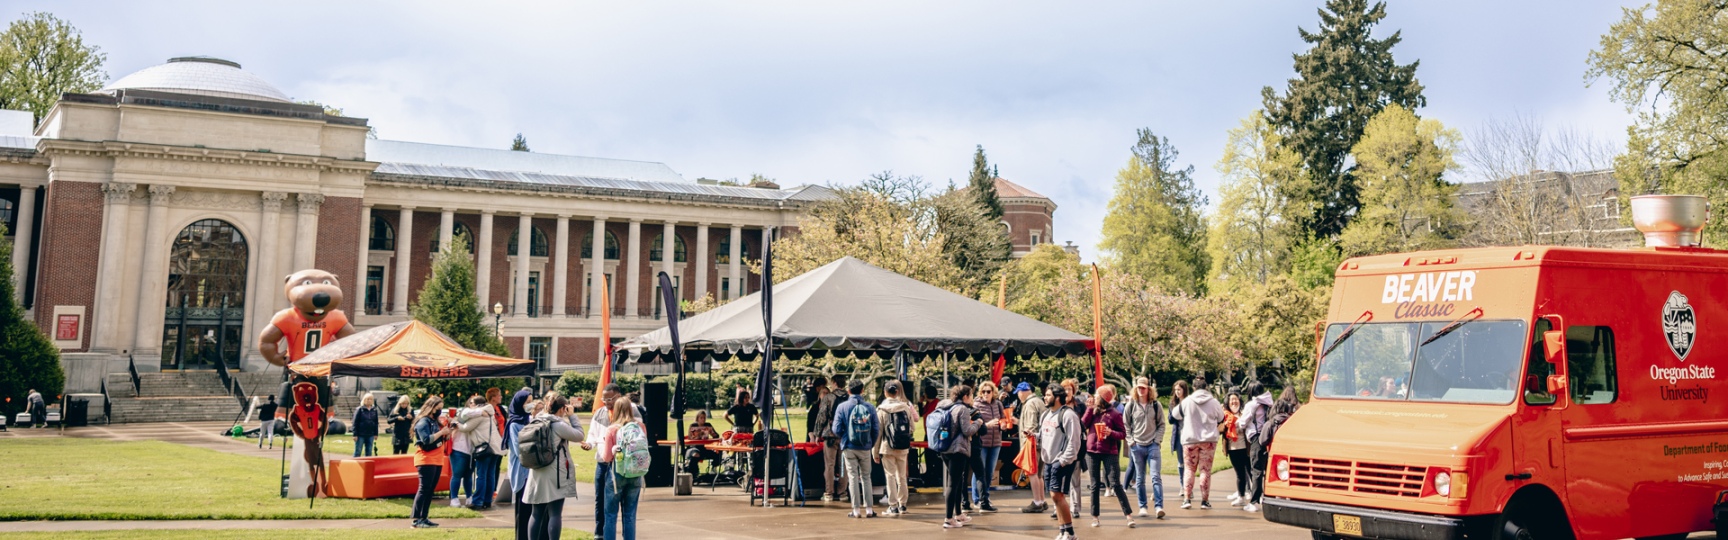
xmin=259 ymin=269 xmax=357 ymax=500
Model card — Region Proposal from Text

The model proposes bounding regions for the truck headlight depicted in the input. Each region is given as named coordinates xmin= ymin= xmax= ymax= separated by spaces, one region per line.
xmin=1276 ymin=457 xmax=1289 ymax=481
xmin=1433 ymin=471 xmax=1451 ymax=497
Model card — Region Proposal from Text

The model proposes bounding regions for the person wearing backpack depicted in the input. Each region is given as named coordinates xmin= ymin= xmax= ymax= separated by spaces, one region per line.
xmin=935 ymin=385 xmax=982 ymax=529
xmin=831 ymin=379 xmax=879 ymax=518
xmin=1039 ymin=384 xmax=1084 ymax=540
xmin=523 ymin=392 xmax=588 ymax=540
xmin=970 ymin=381 xmax=1006 ymax=513
xmin=410 ymin=396 xmax=454 ymax=529
xmin=1235 ymin=382 xmax=1273 ymax=513
xmin=1122 ymin=377 xmax=1167 ymax=519
xmin=600 ymin=396 xmax=648 ymax=540
xmin=874 ymin=380 xmax=914 ymax=516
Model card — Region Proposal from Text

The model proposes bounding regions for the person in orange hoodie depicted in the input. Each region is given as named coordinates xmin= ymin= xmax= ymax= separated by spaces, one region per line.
xmin=410 ymin=395 xmax=454 ymax=528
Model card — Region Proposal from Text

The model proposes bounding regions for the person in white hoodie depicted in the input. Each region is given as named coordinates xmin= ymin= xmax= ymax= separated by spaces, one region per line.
xmin=1171 ymin=377 xmax=1224 ymax=510
xmin=1039 ymin=384 xmax=1084 ymax=540
xmin=458 ymin=395 xmax=502 ymax=509
xmin=873 ymin=381 xmax=915 ymax=516
xmin=448 ymin=395 xmax=488 ymax=508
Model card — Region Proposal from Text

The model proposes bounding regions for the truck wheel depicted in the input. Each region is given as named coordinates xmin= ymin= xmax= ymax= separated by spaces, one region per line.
xmin=1495 ymin=497 xmax=1573 ymax=540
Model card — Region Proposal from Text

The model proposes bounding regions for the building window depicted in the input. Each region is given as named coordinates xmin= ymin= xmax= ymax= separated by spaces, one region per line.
xmin=720 ymin=277 xmax=730 ymax=300
xmin=1567 ymin=326 xmax=1617 ymax=405
xmin=430 ymin=222 xmax=476 ymax=254
xmin=368 ymin=216 xmax=395 ymax=251
xmin=0 ymin=197 xmax=14 ymax=232
xmin=716 ymin=236 xmax=750 ymax=265
xmin=508 ymin=226 xmax=550 ymax=257
xmin=649 ymin=234 xmax=687 ymax=263
xmin=364 ymin=266 xmax=385 ymax=315
xmin=528 ymin=337 xmax=551 ymax=371
xmin=1030 ymin=229 xmax=1042 ymax=245
xmin=582 ymin=231 xmax=621 ymax=260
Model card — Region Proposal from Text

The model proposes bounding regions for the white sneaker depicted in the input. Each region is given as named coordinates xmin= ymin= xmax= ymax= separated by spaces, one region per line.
xmin=1137 ymin=507 xmax=1148 ymax=517
xmin=1231 ymin=499 xmax=1244 ymax=507
xmin=1180 ymin=499 xmax=1192 ymax=509
xmin=1090 ymin=518 xmax=1100 ymax=527
xmin=944 ymin=519 xmax=960 ymax=529
xmin=448 ymin=498 xmax=462 ymax=508
xmin=1228 ymin=491 xmax=1241 ymax=502
xmin=1244 ymin=503 xmax=1259 ymax=512
xmin=1155 ymin=506 xmax=1166 ymax=519
xmin=1125 ymin=516 xmax=1137 ymax=528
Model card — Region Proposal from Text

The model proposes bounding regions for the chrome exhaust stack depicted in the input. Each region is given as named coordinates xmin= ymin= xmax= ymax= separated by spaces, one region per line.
xmin=1630 ymin=195 xmax=1709 ymax=247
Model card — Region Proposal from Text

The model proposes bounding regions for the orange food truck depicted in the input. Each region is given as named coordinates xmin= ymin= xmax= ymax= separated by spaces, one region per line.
xmin=1262 ymin=195 xmax=1728 ymax=540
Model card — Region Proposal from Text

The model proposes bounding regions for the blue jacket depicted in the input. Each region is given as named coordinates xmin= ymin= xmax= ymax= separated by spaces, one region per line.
xmin=830 ymin=395 xmax=878 ymax=450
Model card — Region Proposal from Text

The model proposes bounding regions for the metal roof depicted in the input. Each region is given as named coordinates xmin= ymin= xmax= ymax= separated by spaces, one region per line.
xmin=100 ymin=57 xmax=291 ymax=103
xmin=0 ymin=135 xmax=37 ymax=151
xmin=366 ymin=139 xmax=686 ymax=184
xmin=371 ymin=163 xmax=835 ymax=206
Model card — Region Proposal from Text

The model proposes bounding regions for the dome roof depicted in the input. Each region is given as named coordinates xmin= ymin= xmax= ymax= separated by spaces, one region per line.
xmin=100 ymin=57 xmax=290 ymax=103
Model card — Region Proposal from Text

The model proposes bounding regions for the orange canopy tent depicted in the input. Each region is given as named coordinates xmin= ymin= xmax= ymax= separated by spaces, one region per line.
xmin=288 ymin=320 xmax=535 ymax=379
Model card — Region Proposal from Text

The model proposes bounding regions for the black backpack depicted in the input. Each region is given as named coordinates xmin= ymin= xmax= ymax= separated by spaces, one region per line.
xmin=517 ymin=417 xmax=561 ymax=469
xmin=887 ymin=410 xmax=913 ymax=450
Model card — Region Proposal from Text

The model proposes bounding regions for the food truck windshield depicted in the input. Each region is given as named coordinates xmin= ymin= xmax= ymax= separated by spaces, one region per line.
xmin=1315 ymin=319 xmax=1530 ymax=405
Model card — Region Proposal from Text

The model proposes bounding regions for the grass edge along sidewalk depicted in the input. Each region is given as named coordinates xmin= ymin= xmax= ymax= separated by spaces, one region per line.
xmin=0 ymin=439 xmax=480 ymax=521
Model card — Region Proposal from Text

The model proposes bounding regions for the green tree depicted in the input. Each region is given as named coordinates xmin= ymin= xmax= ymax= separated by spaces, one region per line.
xmin=0 ymin=224 xmax=62 ymax=418
xmin=0 ymin=12 xmax=106 ymax=125
xmin=967 ymin=145 xmax=1004 ymax=220
xmin=1099 ymin=130 xmax=1209 ymax=295
xmin=1262 ymin=0 xmax=1426 ymax=238
xmin=510 ymin=133 xmax=530 ymax=152
xmin=1287 ymin=234 xmax=1344 ymax=289
xmin=772 ymin=177 xmax=962 ymax=292
xmin=385 ymin=233 xmax=516 ymax=399
xmin=1209 ymin=113 xmax=1300 ymax=290
xmin=1338 ymin=104 xmax=1465 ymax=256
xmin=1588 ymin=0 xmax=1728 ymax=242
xmin=1222 ymin=275 xmax=1329 ymax=392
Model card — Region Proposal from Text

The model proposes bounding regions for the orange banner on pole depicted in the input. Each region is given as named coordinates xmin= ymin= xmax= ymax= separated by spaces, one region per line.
xmin=1090 ymin=263 xmax=1104 ymax=389
xmin=598 ymin=275 xmax=615 ymax=391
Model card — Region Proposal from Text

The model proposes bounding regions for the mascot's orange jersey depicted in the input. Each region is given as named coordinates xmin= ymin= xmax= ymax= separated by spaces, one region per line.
xmin=270 ymin=309 xmax=350 ymax=363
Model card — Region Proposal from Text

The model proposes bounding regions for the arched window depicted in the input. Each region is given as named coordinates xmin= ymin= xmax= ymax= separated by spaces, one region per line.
xmin=162 ymin=219 xmax=248 ymax=371
xmin=649 ymin=234 xmax=687 ymax=262
xmin=368 ymin=216 xmax=394 ymax=251
xmin=716 ymin=236 xmax=750 ymax=265
xmin=508 ymin=226 xmax=550 ymax=257
xmin=582 ymin=231 xmax=621 ymax=260
xmin=430 ymin=222 xmax=477 ymax=254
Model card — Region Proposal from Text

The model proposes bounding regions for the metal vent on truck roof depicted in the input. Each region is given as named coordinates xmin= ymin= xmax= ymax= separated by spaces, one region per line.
xmin=1629 ymin=195 xmax=1708 ymax=248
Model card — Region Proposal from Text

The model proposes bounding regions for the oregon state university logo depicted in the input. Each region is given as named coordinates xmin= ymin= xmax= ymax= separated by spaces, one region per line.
xmin=1663 ymin=291 xmax=1696 ymax=361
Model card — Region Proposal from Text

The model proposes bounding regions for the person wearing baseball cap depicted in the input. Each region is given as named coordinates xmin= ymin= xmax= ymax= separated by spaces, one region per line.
xmin=1123 ymin=377 xmax=1167 ymax=519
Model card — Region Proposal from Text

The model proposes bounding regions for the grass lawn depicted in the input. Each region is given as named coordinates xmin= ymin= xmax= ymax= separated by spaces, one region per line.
xmin=0 ymin=530 xmax=547 ymax=540
xmin=0 ymin=439 xmax=481 ymax=520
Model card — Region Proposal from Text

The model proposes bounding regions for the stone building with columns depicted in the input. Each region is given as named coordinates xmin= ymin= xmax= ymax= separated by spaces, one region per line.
xmin=0 ymin=57 xmax=831 ymax=393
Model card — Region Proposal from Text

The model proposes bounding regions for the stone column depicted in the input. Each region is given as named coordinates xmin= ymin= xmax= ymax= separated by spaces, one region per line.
xmin=694 ymin=223 xmax=710 ymax=300
xmin=439 ymin=209 xmax=455 ymax=252
xmin=553 ymin=215 xmax=570 ymax=317
xmin=91 ymin=182 xmax=136 ymax=352
xmin=293 ymin=193 xmax=323 ymax=270
xmin=477 ymin=211 xmax=495 ymax=312
xmin=256 ymin=192 xmax=287 ymax=330
xmin=354 ymin=204 xmax=370 ymax=314
xmin=514 ymin=213 xmax=531 ymax=317
xmin=10 ymin=185 xmax=34 ymax=301
xmin=728 ymin=225 xmax=742 ymax=300
xmin=660 ymin=221 xmax=676 ymax=315
xmin=626 ymin=219 xmax=642 ymax=319
xmin=131 ymin=184 xmax=175 ymax=355
xmin=590 ymin=217 xmax=606 ymax=317
xmin=392 ymin=206 xmax=414 ymax=316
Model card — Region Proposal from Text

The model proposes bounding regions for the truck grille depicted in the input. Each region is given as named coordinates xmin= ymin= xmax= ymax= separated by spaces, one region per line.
xmin=1288 ymin=457 xmax=1426 ymax=498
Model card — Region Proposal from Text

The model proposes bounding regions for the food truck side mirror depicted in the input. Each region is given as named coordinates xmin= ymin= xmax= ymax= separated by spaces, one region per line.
xmin=1542 ymin=330 xmax=1566 ymax=365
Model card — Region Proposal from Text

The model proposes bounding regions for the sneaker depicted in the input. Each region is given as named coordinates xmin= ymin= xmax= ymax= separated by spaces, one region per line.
xmin=1231 ymin=499 xmax=1244 ymax=507
xmin=848 ymin=511 xmax=860 ymax=519
xmin=866 ymin=509 xmax=878 ymax=518
xmin=1125 ymin=516 xmax=1136 ymax=528
xmin=1200 ymin=501 xmax=1213 ymax=510
xmin=448 ymin=498 xmax=463 ymax=508
xmin=957 ymin=514 xmax=972 ymax=524
xmin=1228 ymin=492 xmax=1241 ymax=502
xmin=1090 ymin=518 xmax=1100 ymax=527
xmin=1155 ymin=506 xmax=1166 ymax=519
xmin=884 ymin=507 xmax=899 ymax=516
xmin=1137 ymin=507 xmax=1148 ymax=517
xmin=1244 ymin=503 xmax=1259 ymax=512
xmin=822 ymin=494 xmax=834 ymax=502
xmin=421 ymin=520 xmax=441 ymax=528
xmin=1022 ymin=502 xmax=1045 ymax=513
xmin=1180 ymin=500 xmax=1192 ymax=510
xmin=980 ymin=502 xmax=997 ymax=513
xmin=944 ymin=519 xmax=960 ymax=529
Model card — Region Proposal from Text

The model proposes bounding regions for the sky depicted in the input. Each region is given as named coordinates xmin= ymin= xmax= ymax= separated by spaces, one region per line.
xmin=10 ymin=1 xmax=1642 ymax=260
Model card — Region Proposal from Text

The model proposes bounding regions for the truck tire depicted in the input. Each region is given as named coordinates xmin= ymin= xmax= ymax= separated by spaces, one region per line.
xmin=1495 ymin=495 xmax=1573 ymax=540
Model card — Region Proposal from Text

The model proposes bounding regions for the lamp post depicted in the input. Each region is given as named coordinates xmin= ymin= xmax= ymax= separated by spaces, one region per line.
xmin=492 ymin=302 xmax=504 ymax=339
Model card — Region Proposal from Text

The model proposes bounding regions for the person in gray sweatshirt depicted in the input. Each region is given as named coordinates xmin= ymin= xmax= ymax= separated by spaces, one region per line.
xmin=1172 ymin=377 xmax=1225 ymax=510
xmin=1122 ymin=377 xmax=1167 ymax=519
xmin=1039 ymin=384 xmax=1084 ymax=540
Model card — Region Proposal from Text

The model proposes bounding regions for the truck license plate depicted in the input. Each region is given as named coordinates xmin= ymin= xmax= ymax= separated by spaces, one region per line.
xmin=1332 ymin=514 xmax=1363 ymax=536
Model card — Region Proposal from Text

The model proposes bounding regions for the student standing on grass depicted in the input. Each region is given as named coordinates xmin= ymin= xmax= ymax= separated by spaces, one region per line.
xmin=351 ymin=392 xmax=379 ymax=457
xmin=1122 ymin=377 xmax=1166 ymax=519
xmin=389 ymin=396 xmax=415 ymax=455
xmin=1039 ymin=384 xmax=1084 ymax=540
xmin=589 ymin=383 xmax=622 ymax=539
xmin=257 ymin=395 xmax=279 ymax=449
xmin=1014 ymin=382 xmax=1049 ymax=514
xmin=506 ymin=388 xmax=535 ymax=540
xmin=832 ymin=378 xmax=879 ymax=518
xmin=410 ymin=395 xmax=453 ymax=528
xmin=1173 ymin=377 xmax=1223 ymax=510
xmin=939 ymin=385 xmax=983 ymax=529
xmin=599 ymin=396 xmax=645 ymax=540
xmin=1082 ymin=385 xmax=1135 ymax=528
xmin=874 ymin=380 xmax=914 ymax=516
xmin=971 ymin=382 xmax=1006 ymax=513
xmin=525 ymin=393 xmax=589 ymax=540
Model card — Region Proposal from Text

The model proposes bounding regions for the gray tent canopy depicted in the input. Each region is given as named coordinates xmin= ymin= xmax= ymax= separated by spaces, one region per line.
xmin=616 ymin=256 xmax=1095 ymax=364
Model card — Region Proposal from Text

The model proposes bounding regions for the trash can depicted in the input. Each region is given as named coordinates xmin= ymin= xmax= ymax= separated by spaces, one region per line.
xmin=65 ymin=397 xmax=89 ymax=427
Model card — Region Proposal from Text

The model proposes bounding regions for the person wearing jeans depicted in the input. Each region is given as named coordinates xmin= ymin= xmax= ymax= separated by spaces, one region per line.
xmin=589 ymin=383 xmax=621 ymax=538
xmin=1122 ymin=377 xmax=1166 ymax=518
xmin=970 ymin=382 xmax=1006 ymax=512
xmin=599 ymin=396 xmax=643 ymax=540
xmin=832 ymin=379 xmax=879 ymax=518
xmin=351 ymin=392 xmax=380 ymax=458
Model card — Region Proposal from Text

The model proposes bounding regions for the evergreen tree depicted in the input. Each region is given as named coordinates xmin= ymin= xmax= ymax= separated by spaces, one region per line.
xmin=1099 ymin=130 xmax=1210 ymax=295
xmin=510 ymin=133 xmax=530 ymax=152
xmin=385 ymin=233 xmax=515 ymax=399
xmin=0 ymin=224 xmax=62 ymax=418
xmin=1262 ymin=0 xmax=1425 ymax=239
xmin=0 ymin=12 xmax=106 ymax=125
xmin=967 ymin=145 xmax=1004 ymax=220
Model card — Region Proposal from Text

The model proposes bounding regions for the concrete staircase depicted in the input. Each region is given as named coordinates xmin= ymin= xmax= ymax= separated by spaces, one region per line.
xmin=105 ymin=371 xmax=283 ymax=424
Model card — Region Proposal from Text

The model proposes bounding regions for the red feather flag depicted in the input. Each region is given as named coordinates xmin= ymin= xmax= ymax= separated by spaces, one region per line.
xmin=991 ymin=272 xmax=1008 ymax=386
xmin=1091 ymin=263 xmax=1104 ymax=388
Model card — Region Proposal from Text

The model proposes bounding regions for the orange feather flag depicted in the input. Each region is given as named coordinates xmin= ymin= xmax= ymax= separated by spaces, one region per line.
xmin=1091 ymin=263 xmax=1104 ymax=389
xmin=598 ymin=275 xmax=614 ymax=391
